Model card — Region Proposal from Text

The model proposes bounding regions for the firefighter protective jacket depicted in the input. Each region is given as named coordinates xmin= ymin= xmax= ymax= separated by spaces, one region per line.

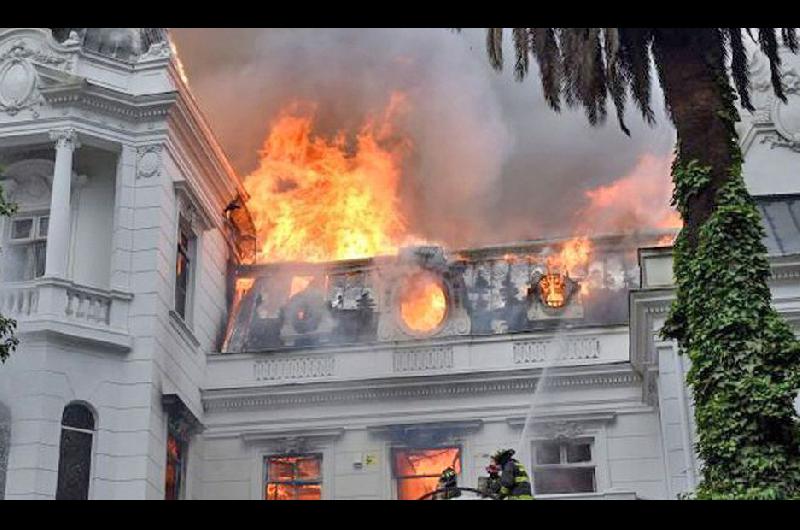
xmin=499 ymin=459 xmax=533 ymax=500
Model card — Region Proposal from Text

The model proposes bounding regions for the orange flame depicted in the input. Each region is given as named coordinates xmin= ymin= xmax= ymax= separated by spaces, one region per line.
xmin=399 ymin=272 xmax=447 ymax=333
xmin=289 ymin=275 xmax=313 ymax=298
xmin=544 ymin=237 xmax=592 ymax=297
xmin=581 ymin=154 xmax=682 ymax=235
xmin=167 ymin=35 xmax=190 ymax=86
xmin=244 ymin=93 xmax=413 ymax=263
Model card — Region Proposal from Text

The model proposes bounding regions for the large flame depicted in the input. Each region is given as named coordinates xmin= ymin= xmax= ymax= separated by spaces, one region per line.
xmin=581 ymin=153 xmax=682 ymax=235
xmin=244 ymin=94 xmax=413 ymax=263
xmin=399 ymin=272 xmax=447 ymax=334
xmin=544 ymin=237 xmax=593 ymax=299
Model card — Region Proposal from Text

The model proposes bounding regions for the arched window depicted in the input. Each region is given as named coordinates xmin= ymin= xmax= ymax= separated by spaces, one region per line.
xmin=0 ymin=402 xmax=10 ymax=500
xmin=55 ymin=403 xmax=95 ymax=500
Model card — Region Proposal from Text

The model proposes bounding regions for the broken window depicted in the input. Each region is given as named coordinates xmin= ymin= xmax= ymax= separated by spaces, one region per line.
xmin=164 ymin=432 xmax=185 ymax=500
xmin=264 ymin=454 xmax=322 ymax=500
xmin=392 ymin=447 xmax=461 ymax=500
xmin=532 ymin=439 xmax=595 ymax=494
xmin=175 ymin=215 xmax=196 ymax=322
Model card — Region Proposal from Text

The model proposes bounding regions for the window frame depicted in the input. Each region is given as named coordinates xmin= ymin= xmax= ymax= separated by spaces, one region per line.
xmin=263 ymin=453 xmax=323 ymax=501
xmin=164 ymin=430 xmax=187 ymax=500
xmin=173 ymin=213 xmax=197 ymax=325
xmin=531 ymin=438 xmax=597 ymax=495
xmin=55 ymin=402 xmax=97 ymax=500
xmin=3 ymin=211 xmax=49 ymax=281
xmin=391 ymin=446 xmax=462 ymax=501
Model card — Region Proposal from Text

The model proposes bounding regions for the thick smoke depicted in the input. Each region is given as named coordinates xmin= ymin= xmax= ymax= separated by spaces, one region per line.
xmin=171 ymin=28 xmax=676 ymax=248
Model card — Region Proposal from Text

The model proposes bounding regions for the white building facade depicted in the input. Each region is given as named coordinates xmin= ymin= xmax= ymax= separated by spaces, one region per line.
xmin=0 ymin=28 xmax=798 ymax=500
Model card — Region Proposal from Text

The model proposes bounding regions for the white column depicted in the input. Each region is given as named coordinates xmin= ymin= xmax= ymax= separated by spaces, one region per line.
xmin=45 ymin=128 xmax=80 ymax=278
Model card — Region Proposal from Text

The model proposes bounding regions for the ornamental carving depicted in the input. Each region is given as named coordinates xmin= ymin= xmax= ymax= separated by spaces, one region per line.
xmin=136 ymin=144 xmax=163 ymax=179
xmin=535 ymin=420 xmax=584 ymax=440
xmin=393 ymin=346 xmax=454 ymax=372
xmin=513 ymin=337 xmax=600 ymax=364
xmin=254 ymin=356 xmax=335 ymax=381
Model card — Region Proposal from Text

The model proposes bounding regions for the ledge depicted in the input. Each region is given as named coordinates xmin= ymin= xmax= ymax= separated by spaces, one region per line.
xmin=239 ymin=427 xmax=345 ymax=444
xmin=505 ymin=411 xmax=617 ymax=428
xmin=169 ymin=309 xmax=201 ymax=350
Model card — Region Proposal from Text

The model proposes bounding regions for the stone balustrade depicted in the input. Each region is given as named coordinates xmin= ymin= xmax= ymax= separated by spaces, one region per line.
xmin=207 ymin=328 xmax=630 ymax=390
xmin=0 ymin=277 xmax=133 ymax=350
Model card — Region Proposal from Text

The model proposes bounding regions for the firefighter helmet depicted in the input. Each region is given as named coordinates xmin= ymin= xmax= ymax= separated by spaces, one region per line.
xmin=491 ymin=448 xmax=516 ymax=464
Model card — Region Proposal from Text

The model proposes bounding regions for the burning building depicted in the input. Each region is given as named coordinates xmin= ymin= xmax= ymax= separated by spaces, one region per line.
xmin=1 ymin=28 xmax=800 ymax=501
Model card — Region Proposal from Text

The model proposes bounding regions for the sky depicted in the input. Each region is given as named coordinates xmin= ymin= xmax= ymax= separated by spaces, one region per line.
xmin=170 ymin=28 xmax=677 ymax=249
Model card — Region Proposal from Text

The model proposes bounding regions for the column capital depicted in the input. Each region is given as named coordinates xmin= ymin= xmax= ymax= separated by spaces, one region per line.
xmin=49 ymin=128 xmax=81 ymax=150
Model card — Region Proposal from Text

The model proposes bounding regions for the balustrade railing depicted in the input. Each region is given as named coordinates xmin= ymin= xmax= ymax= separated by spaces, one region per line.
xmin=0 ymin=277 xmax=132 ymax=347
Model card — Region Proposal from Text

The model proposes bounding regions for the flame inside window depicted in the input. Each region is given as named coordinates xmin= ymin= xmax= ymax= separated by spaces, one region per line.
xmin=265 ymin=455 xmax=322 ymax=501
xmin=539 ymin=273 xmax=567 ymax=308
xmin=393 ymin=448 xmax=461 ymax=500
xmin=399 ymin=272 xmax=447 ymax=334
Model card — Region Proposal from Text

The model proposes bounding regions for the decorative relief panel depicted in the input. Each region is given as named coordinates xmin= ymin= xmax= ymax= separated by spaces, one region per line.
xmin=0 ymin=38 xmax=70 ymax=117
xmin=254 ymin=356 xmax=335 ymax=381
xmin=136 ymin=144 xmax=163 ymax=179
xmin=393 ymin=345 xmax=454 ymax=372
xmin=535 ymin=420 xmax=585 ymax=440
xmin=513 ymin=337 xmax=600 ymax=364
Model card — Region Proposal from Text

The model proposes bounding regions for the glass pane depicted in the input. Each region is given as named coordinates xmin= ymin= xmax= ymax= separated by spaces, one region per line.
xmin=55 ymin=429 xmax=93 ymax=500
xmin=397 ymin=476 xmax=441 ymax=500
xmin=62 ymin=403 xmax=95 ymax=430
xmin=294 ymin=484 xmax=321 ymax=500
xmin=393 ymin=448 xmax=461 ymax=478
xmin=33 ymin=241 xmax=46 ymax=278
xmin=268 ymin=457 xmax=297 ymax=482
xmin=295 ymin=456 xmax=321 ymax=480
xmin=566 ymin=443 xmax=592 ymax=463
xmin=38 ymin=216 xmax=49 ymax=238
xmin=533 ymin=467 xmax=595 ymax=494
xmin=535 ymin=442 xmax=561 ymax=465
xmin=11 ymin=219 xmax=32 ymax=239
xmin=266 ymin=483 xmax=294 ymax=500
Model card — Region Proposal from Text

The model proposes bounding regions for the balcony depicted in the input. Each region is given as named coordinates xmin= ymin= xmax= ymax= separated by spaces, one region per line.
xmin=0 ymin=276 xmax=133 ymax=351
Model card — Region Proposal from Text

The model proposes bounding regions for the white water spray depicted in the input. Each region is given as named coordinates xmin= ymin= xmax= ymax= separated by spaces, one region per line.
xmin=513 ymin=333 xmax=569 ymax=465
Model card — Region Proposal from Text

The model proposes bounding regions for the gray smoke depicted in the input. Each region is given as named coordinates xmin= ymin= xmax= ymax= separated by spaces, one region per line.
xmin=171 ymin=28 xmax=676 ymax=248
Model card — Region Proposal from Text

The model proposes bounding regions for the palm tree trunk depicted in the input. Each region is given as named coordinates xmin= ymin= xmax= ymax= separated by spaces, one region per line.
xmin=656 ymin=29 xmax=800 ymax=498
xmin=653 ymin=29 xmax=733 ymax=248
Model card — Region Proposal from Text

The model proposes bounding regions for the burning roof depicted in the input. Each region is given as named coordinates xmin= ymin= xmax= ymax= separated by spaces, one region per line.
xmin=222 ymin=233 xmax=669 ymax=354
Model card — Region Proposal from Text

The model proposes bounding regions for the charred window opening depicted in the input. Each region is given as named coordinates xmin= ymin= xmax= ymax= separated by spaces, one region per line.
xmin=175 ymin=215 xmax=196 ymax=321
xmin=532 ymin=439 xmax=595 ymax=495
xmin=538 ymin=273 xmax=567 ymax=308
xmin=264 ymin=454 xmax=322 ymax=500
xmin=398 ymin=272 xmax=447 ymax=335
xmin=392 ymin=447 xmax=461 ymax=500
xmin=164 ymin=431 xmax=185 ymax=500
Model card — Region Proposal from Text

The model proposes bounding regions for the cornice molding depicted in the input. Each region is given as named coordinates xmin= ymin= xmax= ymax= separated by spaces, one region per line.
xmin=202 ymin=366 xmax=641 ymax=413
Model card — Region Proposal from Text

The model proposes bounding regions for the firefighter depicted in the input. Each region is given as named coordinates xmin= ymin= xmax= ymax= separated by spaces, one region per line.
xmin=484 ymin=463 xmax=502 ymax=497
xmin=434 ymin=466 xmax=461 ymax=500
xmin=491 ymin=449 xmax=533 ymax=500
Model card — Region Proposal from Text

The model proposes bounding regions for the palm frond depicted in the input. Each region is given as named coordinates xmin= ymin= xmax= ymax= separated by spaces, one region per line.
xmin=617 ymin=28 xmax=656 ymax=124
xmin=486 ymin=28 xmax=503 ymax=71
xmin=529 ymin=28 xmax=563 ymax=111
xmin=757 ymin=28 xmax=786 ymax=103
xmin=726 ymin=28 xmax=753 ymax=111
xmin=782 ymin=28 xmax=799 ymax=53
xmin=512 ymin=28 xmax=530 ymax=81
xmin=603 ymin=28 xmax=630 ymax=135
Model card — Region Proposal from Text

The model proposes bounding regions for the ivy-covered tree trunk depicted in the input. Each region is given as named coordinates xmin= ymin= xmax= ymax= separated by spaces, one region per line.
xmin=656 ymin=30 xmax=800 ymax=498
